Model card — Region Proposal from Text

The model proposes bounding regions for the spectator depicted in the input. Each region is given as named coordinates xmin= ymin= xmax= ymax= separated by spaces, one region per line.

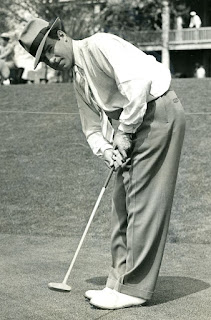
xmin=189 ymin=11 xmax=202 ymax=28
xmin=0 ymin=59 xmax=10 ymax=84
xmin=0 ymin=32 xmax=16 ymax=84
xmin=176 ymin=16 xmax=183 ymax=30
xmin=176 ymin=15 xmax=183 ymax=41
xmin=0 ymin=33 xmax=16 ymax=69
xmin=194 ymin=63 xmax=206 ymax=78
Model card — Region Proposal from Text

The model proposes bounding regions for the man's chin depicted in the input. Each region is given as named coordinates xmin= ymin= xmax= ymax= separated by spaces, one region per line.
xmin=49 ymin=62 xmax=71 ymax=72
xmin=58 ymin=64 xmax=70 ymax=71
xmin=51 ymin=65 xmax=65 ymax=71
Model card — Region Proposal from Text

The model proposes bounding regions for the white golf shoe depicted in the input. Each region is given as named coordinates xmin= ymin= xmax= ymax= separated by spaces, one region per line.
xmin=90 ymin=289 xmax=146 ymax=310
xmin=85 ymin=287 xmax=113 ymax=300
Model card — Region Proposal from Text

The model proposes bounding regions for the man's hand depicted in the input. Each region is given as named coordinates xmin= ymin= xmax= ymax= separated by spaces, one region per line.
xmin=103 ymin=148 xmax=126 ymax=170
xmin=113 ymin=130 xmax=132 ymax=161
xmin=103 ymin=130 xmax=132 ymax=170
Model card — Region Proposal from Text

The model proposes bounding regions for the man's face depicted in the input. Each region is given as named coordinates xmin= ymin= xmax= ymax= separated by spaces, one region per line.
xmin=41 ymin=31 xmax=74 ymax=71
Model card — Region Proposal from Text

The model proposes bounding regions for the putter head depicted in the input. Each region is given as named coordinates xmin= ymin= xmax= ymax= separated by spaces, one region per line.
xmin=48 ymin=282 xmax=71 ymax=292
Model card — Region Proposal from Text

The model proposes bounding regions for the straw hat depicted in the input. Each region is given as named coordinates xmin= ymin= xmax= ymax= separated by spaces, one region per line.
xmin=1 ymin=32 xmax=11 ymax=40
xmin=19 ymin=17 xmax=62 ymax=69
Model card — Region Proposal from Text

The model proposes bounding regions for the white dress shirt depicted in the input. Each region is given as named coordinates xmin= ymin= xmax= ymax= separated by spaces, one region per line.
xmin=72 ymin=33 xmax=171 ymax=156
xmin=189 ymin=15 xmax=202 ymax=28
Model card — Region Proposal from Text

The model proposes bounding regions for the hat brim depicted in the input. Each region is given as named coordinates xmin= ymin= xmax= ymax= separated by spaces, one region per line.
xmin=1 ymin=32 xmax=11 ymax=39
xmin=34 ymin=17 xmax=62 ymax=69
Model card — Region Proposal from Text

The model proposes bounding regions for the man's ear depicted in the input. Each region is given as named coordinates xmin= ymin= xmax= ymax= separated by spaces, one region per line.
xmin=57 ymin=30 xmax=67 ymax=41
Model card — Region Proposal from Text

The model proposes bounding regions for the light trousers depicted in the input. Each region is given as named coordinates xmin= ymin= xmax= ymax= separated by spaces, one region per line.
xmin=106 ymin=89 xmax=186 ymax=300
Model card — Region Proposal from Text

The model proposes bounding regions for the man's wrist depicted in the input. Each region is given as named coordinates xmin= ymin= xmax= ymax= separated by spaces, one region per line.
xmin=116 ymin=129 xmax=133 ymax=140
xmin=100 ymin=143 xmax=113 ymax=154
xmin=118 ymin=123 xmax=135 ymax=134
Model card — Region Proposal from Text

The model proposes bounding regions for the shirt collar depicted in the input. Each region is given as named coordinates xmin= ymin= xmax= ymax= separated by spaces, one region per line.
xmin=72 ymin=39 xmax=83 ymax=70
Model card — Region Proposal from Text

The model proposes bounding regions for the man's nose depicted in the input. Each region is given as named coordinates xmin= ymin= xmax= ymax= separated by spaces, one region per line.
xmin=49 ymin=56 xmax=56 ymax=64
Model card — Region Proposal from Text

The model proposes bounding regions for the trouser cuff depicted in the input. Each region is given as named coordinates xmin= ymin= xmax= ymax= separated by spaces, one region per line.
xmin=106 ymin=277 xmax=153 ymax=300
xmin=115 ymin=282 xmax=153 ymax=300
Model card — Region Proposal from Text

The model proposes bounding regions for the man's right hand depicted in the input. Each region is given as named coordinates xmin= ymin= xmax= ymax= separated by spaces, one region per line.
xmin=103 ymin=148 xmax=126 ymax=170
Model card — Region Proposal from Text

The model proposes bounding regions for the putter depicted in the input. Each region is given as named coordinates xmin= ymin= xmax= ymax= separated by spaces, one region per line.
xmin=48 ymin=167 xmax=114 ymax=292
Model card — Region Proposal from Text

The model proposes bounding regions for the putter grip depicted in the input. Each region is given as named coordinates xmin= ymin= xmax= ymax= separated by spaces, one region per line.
xmin=103 ymin=167 xmax=114 ymax=189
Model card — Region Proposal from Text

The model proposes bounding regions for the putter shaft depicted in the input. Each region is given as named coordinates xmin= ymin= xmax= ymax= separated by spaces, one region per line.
xmin=49 ymin=167 xmax=114 ymax=290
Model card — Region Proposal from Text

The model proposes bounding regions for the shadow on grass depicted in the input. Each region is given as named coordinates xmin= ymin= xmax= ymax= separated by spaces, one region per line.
xmin=86 ymin=276 xmax=210 ymax=306
xmin=149 ymin=276 xmax=210 ymax=306
xmin=86 ymin=276 xmax=107 ymax=286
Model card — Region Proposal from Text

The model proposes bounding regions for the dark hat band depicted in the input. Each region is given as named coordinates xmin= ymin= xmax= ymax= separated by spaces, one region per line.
xmin=29 ymin=26 xmax=49 ymax=57
xmin=1 ymin=36 xmax=10 ymax=41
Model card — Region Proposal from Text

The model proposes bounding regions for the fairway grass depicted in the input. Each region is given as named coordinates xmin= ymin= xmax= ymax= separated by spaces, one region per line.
xmin=0 ymin=79 xmax=210 ymax=244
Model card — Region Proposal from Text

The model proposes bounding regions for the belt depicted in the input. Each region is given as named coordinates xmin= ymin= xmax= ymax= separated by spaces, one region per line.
xmin=152 ymin=86 xmax=173 ymax=102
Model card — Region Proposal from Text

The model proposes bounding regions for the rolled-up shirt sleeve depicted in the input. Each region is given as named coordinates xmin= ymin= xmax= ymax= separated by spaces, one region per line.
xmin=75 ymin=90 xmax=113 ymax=156
xmin=117 ymin=78 xmax=151 ymax=133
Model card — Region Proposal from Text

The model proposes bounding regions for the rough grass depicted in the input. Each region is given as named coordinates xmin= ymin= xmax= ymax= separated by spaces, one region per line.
xmin=0 ymin=79 xmax=210 ymax=244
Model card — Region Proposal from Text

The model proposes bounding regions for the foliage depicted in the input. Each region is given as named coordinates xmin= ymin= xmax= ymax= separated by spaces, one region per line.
xmin=95 ymin=0 xmax=161 ymax=33
xmin=0 ymin=0 xmax=96 ymax=39
xmin=0 ymin=0 xmax=192 ymax=37
xmin=95 ymin=0 xmax=192 ymax=33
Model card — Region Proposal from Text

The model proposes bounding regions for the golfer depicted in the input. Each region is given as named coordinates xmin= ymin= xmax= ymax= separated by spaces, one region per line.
xmin=19 ymin=17 xmax=186 ymax=310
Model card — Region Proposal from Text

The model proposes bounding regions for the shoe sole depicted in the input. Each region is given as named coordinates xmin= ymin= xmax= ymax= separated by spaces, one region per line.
xmin=90 ymin=301 xmax=146 ymax=310
xmin=85 ymin=288 xmax=113 ymax=300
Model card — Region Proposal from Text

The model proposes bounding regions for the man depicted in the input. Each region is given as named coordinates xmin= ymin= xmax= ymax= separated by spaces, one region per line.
xmin=194 ymin=63 xmax=206 ymax=79
xmin=189 ymin=11 xmax=202 ymax=29
xmin=19 ymin=17 xmax=186 ymax=310
xmin=0 ymin=33 xmax=16 ymax=83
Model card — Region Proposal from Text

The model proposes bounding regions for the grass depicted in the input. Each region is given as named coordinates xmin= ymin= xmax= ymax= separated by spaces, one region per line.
xmin=0 ymin=79 xmax=210 ymax=244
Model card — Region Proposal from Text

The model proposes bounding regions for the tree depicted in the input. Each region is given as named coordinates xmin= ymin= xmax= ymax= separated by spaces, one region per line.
xmin=94 ymin=0 xmax=163 ymax=33
xmin=94 ymin=0 xmax=191 ymax=33
xmin=0 ymin=0 xmax=96 ymax=39
xmin=0 ymin=0 xmax=191 ymax=37
xmin=161 ymin=0 xmax=170 ymax=68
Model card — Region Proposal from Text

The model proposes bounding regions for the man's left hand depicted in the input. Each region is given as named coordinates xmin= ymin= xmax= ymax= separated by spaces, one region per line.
xmin=113 ymin=130 xmax=132 ymax=161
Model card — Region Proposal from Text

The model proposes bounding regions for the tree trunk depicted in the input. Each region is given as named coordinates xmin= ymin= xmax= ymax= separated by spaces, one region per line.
xmin=161 ymin=0 xmax=170 ymax=69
